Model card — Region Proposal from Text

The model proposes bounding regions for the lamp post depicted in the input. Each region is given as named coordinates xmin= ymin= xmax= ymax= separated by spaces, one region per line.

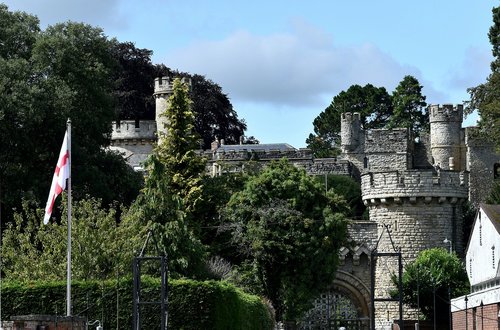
xmin=480 ymin=300 xmax=484 ymax=330
xmin=444 ymin=238 xmax=453 ymax=330
xmin=465 ymin=295 xmax=469 ymax=330
xmin=443 ymin=238 xmax=452 ymax=254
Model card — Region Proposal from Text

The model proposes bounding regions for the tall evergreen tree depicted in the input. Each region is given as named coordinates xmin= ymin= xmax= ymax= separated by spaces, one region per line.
xmin=389 ymin=75 xmax=428 ymax=133
xmin=155 ymin=78 xmax=207 ymax=218
xmin=306 ymin=84 xmax=393 ymax=157
xmin=126 ymin=78 xmax=206 ymax=276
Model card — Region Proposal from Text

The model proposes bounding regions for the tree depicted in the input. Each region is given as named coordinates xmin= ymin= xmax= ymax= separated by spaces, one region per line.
xmin=389 ymin=75 xmax=428 ymax=133
xmin=392 ymin=248 xmax=469 ymax=327
xmin=0 ymin=4 xmax=43 ymax=219
xmin=466 ymin=6 xmax=500 ymax=151
xmin=1 ymin=197 xmax=139 ymax=281
xmin=190 ymin=74 xmax=247 ymax=149
xmin=314 ymin=174 xmax=366 ymax=218
xmin=197 ymin=172 xmax=248 ymax=255
xmin=0 ymin=7 xmax=142 ymax=223
xmin=32 ymin=22 xmax=143 ymax=208
xmin=154 ymin=78 xmax=207 ymax=218
xmin=0 ymin=3 xmax=40 ymax=60
xmin=223 ymin=158 xmax=349 ymax=322
xmin=111 ymin=41 xmax=156 ymax=120
xmin=126 ymin=78 xmax=206 ymax=277
xmin=306 ymin=84 xmax=393 ymax=157
xmin=487 ymin=180 xmax=500 ymax=204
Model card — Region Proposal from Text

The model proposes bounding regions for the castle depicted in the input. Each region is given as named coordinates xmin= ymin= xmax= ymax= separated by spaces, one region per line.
xmin=110 ymin=77 xmax=499 ymax=329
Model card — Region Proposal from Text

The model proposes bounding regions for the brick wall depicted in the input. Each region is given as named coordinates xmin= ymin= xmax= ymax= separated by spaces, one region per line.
xmin=452 ymin=303 xmax=499 ymax=330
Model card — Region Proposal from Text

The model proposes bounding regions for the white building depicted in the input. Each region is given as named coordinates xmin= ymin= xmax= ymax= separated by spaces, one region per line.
xmin=451 ymin=204 xmax=500 ymax=330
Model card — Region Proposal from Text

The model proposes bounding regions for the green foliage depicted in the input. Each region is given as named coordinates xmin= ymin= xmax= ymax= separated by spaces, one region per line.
xmin=462 ymin=201 xmax=478 ymax=246
xmin=129 ymin=78 xmax=206 ymax=277
xmin=466 ymin=6 xmax=500 ymax=151
xmin=1 ymin=197 xmax=141 ymax=281
xmin=0 ymin=3 xmax=40 ymax=60
xmin=314 ymin=174 xmax=365 ymax=218
xmin=0 ymin=5 xmax=142 ymax=224
xmin=306 ymin=84 xmax=392 ymax=157
xmin=155 ymin=78 xmax=207 ymax=217
xmin=0 ymin=278 xmax=273 ymax=330
xmin=223 ymin=159 xmax=349 ymax=321
xmin=392 ymin=248 xmax=469 ymax=325
xmin=111 ymin=41 xmax=156 ymax=120
xmin=190 ymin=74 xmax=247 ymax=149
xmin=389 ymin=75 xmax=428 ymax=133
xmin=487 ymin=179 xmax=500 ymax=204
xmin=198 ymin=173 xmax=248 ymax=254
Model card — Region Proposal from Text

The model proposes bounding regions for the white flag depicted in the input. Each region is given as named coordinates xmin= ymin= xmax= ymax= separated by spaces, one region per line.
xmin=44 ymin=131 xmax=69 ymax=224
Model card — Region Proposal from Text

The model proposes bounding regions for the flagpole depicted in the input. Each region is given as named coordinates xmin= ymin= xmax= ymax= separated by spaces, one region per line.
xmin=66 ymin=118 xmax=72 ymax=317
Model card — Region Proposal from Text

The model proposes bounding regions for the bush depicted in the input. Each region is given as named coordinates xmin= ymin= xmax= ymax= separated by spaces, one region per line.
xmin=1 ymin=278 xmax=273 ymax=330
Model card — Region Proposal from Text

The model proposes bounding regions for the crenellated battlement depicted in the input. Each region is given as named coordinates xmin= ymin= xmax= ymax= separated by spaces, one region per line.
xmin=341 ymin=112 xmax=361 ymax=122
xmin=111 ymin=120 xmax=156 ymax=141
xmin=428 ymin=104 xmax=463 ymax=123
xmin=209 ymin=148 xmax=313 ymax=161
xmin=154 ymin=76 xmax=192 ymax=97
xmin=361 ymin=169 xmax=469 ymax=205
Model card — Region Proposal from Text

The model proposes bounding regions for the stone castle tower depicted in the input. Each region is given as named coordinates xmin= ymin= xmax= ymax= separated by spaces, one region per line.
xmin=429 ymin=104 xmax=464 ymax=171
xmin=339 ymin=104 xmax=498 ymax=328
xmin=109 ymin=76 xmax=191 ymax=169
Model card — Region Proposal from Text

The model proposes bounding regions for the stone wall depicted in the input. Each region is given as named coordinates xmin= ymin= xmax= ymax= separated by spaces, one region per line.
xmin=205 ymin=149 xmax=355 ymax=177
xmin=413 ymin=132 xmax=433 ymax=169
xmin=340 ymin=118 xmax=413 ymax=173
xmin=111 ymin=120 xmax=156 ymax=140
xmin=466 ymin=127 xmax=499 ymax=205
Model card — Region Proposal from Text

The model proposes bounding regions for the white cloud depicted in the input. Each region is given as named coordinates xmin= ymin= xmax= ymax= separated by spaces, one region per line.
xmin=447 ymin=46 xmax=492 ymax=90
xmin=3 ymin=0 xmax=127 ymax=30
xmin=164 ymin=20 xmax=439 ymax=109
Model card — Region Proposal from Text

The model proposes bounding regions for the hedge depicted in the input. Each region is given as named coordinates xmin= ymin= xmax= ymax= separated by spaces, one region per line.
xmin=0 ymin=277 xmax=274 ymax=329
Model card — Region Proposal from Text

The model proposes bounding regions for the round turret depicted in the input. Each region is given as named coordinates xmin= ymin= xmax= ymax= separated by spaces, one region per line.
xmin=362 ymin=169 xmax=468 ymax=326
xmin=341 ymin=112 xmax=362 ymax=152
xmin=429 ymin=104 xmax=463 ymax=170
xmin=153 ymin=76 xmax=192 ymax=140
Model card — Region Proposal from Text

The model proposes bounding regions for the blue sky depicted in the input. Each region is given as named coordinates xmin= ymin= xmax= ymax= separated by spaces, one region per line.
xmin=3 ymin=0 xmax=497 ymax=147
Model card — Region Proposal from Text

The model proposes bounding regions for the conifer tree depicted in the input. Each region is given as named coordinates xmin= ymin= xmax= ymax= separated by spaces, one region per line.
xmin=126 ymin=78 xmax=206 ymax=276
xmin=389 ymin=75 xmax=428 ymax=133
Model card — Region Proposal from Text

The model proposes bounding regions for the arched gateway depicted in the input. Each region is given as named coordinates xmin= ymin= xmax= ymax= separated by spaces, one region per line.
xmin=300 ymin=271 xmax=370 ymax=330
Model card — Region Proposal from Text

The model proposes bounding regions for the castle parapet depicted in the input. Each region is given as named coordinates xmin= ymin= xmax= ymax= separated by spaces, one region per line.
xmin=154 ymin=76 xmax=192 ymax=96
xmin=361 ymin=170 xmax=469 ymax=204
xmin=428 ymin=104 xmax=463 ymax=123
xmin=111 ymin=120 xmax=156 ymax=141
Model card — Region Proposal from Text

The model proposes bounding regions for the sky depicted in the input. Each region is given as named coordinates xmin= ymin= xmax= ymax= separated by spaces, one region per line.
xmin=3 ymin=0 xmax=497 ymax=148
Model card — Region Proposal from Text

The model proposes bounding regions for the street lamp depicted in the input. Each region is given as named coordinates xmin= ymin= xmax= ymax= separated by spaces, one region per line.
xmin=443 ymin=238 xmax=452 ymax=254
xmin=465 ymin=295 xmax=469 ymax=330
xmin=443 ymin=238 xmax=453 ymax=330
